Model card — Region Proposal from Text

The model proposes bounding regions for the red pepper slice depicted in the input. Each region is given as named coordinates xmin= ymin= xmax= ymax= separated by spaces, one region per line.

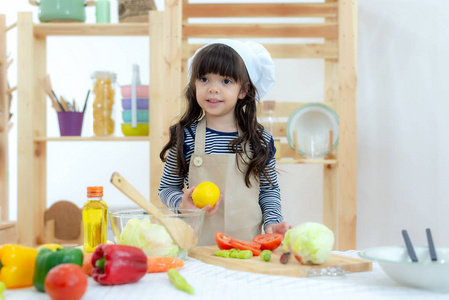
xmin=91 ymin=244 xmax=148 ymax=285
xmin=230 ymin=239 xmax=261 ymax=256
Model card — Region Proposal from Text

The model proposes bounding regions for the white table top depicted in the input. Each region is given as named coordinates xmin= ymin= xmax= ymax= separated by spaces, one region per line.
xmin=4 ymin=251 xmax=448 ymax=300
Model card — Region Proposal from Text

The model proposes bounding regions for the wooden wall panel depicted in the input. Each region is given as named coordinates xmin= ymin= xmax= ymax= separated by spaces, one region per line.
xmin=337 ymin=0 xmax=358 ymax=250
xmin=183 ymin=3 xmax=337 ymax=18
xmin=17 ymin=12 xmax=37 ymax=246
xmin=183 ymin=23 xmax=338 ymax=39
xmin=149 ymin=1 xmax=183 ymax=207
xmin=0 ymin=15 xmax=9 ymax=222
xmin=323 ymin=0 xmax=339 ymax=249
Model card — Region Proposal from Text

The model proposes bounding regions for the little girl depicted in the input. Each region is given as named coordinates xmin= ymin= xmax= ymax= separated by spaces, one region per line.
xmin=159 ymin=39 xmax=290 ymax=246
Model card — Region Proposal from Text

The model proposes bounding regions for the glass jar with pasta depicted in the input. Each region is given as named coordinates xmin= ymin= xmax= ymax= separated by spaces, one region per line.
xmin=91 ymin=71 xmax=116 ymax=136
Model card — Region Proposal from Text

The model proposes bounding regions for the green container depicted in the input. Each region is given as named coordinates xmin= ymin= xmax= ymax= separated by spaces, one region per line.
xmin=31 ymin=0 xmax=93 ymax=23
xmin=122 ymin=110 xmax=149 ymax=123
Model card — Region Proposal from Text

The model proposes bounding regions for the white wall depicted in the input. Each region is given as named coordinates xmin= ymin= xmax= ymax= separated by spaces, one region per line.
xmin=356 ymin=0 xmax=449 ymax=248
xmin=3 ymin=0 xmax=449 ymax=250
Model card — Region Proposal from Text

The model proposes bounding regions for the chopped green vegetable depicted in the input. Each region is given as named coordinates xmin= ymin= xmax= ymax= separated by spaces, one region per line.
xmin=237 ymin=250 xmax=253 ymax=259
xmin=260 ymin=250 xmax=272 ymax=262
xmin=213 ymin=249 xmax=252 ymax=259
xmin=168 ymin=268 xmax=194 ymax=295
xmin=0 ymin=281 xmax=5 ymax=300
xmin=214 ymin=250 xmax=230 ymax=258
xmin=229 ymin=249 xmax=239 ymax=258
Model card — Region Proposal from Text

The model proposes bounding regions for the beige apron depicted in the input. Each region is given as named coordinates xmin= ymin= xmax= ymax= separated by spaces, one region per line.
xmin=189 ymin=118 xmax=262 ymax=246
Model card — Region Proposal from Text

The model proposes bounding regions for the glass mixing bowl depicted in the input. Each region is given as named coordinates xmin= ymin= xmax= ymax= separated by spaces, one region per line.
xmin=109 ymin=208 xmax=204 ymax=260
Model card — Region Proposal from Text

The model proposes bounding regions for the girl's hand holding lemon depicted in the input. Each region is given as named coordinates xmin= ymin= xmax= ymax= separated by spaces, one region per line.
xmin=180 ymin=182 xmax=222 ymax=216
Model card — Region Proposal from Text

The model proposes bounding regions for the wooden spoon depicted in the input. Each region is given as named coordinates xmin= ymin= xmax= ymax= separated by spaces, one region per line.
xmin=38 ymin=78 xmax=61 ymax=112
xmin=110 ymin=172 xmax=194 ymax=251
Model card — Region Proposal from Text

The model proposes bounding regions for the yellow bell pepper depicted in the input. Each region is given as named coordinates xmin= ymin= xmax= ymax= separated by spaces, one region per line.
xmin=0 ymin=244 xmax=38 ymax=289
xmin=37 ymin=244 xmax=63 ymax=252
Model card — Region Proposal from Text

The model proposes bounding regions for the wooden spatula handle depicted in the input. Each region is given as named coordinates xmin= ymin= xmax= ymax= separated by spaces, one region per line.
xmin=110 ymin=172 xmax=194 ymax=251
xmin=110 ymin=172 xmax=160 ymax=216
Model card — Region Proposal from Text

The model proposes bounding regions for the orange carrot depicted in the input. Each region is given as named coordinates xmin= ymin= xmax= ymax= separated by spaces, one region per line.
xmin=82 ymin=252 xmax=93 ymax=276
xmin=147 ymin=256 xmax=184 ymax=273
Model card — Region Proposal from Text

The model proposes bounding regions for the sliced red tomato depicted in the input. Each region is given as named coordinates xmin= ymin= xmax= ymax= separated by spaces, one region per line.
xmin=230 ymin=239 xmax=261 ymax=256
xmin=215 ymin=232 xmax=233 ymax=250
xmin=252 ymin=233 xmax=283 ymax=251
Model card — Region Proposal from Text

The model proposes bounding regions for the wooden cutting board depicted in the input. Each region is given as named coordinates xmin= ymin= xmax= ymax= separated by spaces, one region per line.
xmin=189 ymin=246 xmax=372 ymax=277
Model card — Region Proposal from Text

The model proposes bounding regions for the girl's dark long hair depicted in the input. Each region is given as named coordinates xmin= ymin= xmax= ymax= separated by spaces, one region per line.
xmin=160 ymin=43 xmax=273 ymax=187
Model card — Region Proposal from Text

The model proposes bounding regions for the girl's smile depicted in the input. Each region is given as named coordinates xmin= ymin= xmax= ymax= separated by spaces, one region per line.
xmin=206 ymin=98 xmax=222 ymax=104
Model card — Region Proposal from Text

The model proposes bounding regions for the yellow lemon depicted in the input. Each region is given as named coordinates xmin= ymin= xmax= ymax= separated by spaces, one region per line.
xmin=192 ymin=182 xmax=220 ymax=208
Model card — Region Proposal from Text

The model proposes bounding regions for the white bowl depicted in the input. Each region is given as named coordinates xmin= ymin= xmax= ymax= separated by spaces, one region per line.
xmin=359 ymin=246 xmax=449 ymax=292
xmin=286 ymin=103 xmax=339 ymax=156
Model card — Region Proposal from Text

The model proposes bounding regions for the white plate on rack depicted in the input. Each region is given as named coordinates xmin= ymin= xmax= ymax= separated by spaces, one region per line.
xmin=286 ymin=103 xmax=339 ymax=156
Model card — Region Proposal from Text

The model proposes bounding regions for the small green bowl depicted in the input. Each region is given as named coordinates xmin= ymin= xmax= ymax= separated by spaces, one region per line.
xmin=122 ymin=110 xmax=149 ymax=123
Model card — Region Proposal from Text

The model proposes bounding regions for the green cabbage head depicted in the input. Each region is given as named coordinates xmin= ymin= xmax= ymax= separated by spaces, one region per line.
xmin=118 ymin=218 xmax=179 ymax=257
xmin=282 ymin=222 xmax=335 ymax=264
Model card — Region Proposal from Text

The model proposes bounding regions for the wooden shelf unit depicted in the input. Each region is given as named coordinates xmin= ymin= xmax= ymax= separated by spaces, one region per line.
xmin=277 ymin=159 xmax=337 ymax=165
xmin=33 ymin=23 xmax=150 ymax=37
xmin=16 ymin=11 xmax=169 ymax=246
xmin=34 ymin=136 xmax=150 ymax=142
xmin=172 ymin=0 xmax=357 ymax=250
xmin=0 ymin=14 xmax=17 ymax=243
xmin=17 ymin=0 xmax=357 ymax=250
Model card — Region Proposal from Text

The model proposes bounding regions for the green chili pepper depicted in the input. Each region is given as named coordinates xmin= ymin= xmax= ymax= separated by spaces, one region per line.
xmin=238 ymin=250 xmax=253 ymax=259
xmin=168 ymin=268 xmax=194 ymax=294
xmin=0 ymin=281 xmax=5 ymax=300
xmin=261 ymin=250 xmax=272 ymax=262
xmin=214 ymin=249 xmax=252 ymax=259
xmin=214 ymin=250 xmax=230 ymax=258
xmin=229 ymin=249 xmax=240 ymax=258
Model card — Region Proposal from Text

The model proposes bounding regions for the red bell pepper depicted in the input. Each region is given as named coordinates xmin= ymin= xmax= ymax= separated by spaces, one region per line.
xmin=91 ymin=244 xmax=147 ymax=285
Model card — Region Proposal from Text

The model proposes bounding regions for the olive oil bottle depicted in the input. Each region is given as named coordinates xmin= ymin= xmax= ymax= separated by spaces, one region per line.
xmin=83 ymin=186 xmax=108 ymax=253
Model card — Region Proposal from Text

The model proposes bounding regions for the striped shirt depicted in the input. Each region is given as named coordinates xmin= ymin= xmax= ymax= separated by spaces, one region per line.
xmin=158 ymin=120 xmax=283 ymax=230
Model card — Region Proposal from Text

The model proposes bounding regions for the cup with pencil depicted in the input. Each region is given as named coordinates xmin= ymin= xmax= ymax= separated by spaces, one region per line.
xmin=39 ymin=75 xmax=90 ymax=136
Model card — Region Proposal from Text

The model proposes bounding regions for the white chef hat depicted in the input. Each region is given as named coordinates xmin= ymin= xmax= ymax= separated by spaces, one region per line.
xmin=188 ymin=39 xmax=275 ymax=100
